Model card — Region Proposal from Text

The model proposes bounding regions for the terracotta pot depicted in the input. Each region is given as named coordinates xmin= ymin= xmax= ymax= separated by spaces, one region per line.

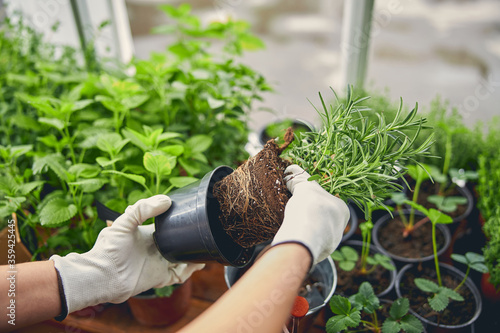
xmin=127 ymin=279 xmax=192 ymax=326
xmin=395 ymin=263 xmax=482 ymax=332
xmin=481 ymin=273 xmax=500 ymax=303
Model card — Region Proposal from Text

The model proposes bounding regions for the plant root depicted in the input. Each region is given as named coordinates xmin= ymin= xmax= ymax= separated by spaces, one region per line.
xmin=213 ymin=128 xmax=294 ymax=248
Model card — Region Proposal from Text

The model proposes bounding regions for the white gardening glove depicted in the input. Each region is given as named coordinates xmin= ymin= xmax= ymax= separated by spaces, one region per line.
xmin=271 ymin=165 xmax=350 ymax=266
xmin=50 ymin=195 xmax=204 ymax=314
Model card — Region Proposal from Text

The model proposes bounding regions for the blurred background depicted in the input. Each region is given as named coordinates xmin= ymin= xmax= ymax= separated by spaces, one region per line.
xmin=3 ymin=0 xmax=500 ymax=130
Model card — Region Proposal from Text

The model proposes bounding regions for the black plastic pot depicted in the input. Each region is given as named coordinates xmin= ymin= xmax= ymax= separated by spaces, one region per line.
xmin=341 ymin=204 xmax=358 ymax=243
xmin=153 ymin=166 xmax=254 ymax=267
xmin=336 ymin=240 xmax=397 ymax=297
xmin=373 ymin=210 xmax=451 ymax=264
xmin=395 ymin=263 xmax=482 ymax=332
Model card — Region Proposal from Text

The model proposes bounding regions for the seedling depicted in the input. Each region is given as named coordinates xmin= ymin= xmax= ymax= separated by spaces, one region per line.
xmin=332 ymin=202 xmax=395 ymax=275
xmin=451 ymin=252 xmax=488 ymax=291
xmin=403 ymin=200 xmax=474 ymax=314
xmin=405 ymin=164 xmax=431 ymax=235
xmin=326 ymin=282 xmax=424 ymax=333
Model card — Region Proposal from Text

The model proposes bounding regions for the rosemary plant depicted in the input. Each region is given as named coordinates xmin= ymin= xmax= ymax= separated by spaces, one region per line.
xmin=285 ymin=87 xmax=434 ymax=214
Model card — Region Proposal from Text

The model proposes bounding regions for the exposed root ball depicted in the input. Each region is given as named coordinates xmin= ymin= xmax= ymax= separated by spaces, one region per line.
xmin=213 ymin=128 xmax=294 ymax=248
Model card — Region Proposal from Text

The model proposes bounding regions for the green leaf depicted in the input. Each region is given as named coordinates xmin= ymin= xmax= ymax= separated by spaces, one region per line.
xmin=407 ymin=164 xmax=431 ymax=183
xmin=102 ymin=170 xmax=146 ymax=186
xmin=72 ymin=99 xmax=94 ymax=111
xmin=339 ymin=261 xmax=356 ymax=271
xmin=33 ymin=154 xmax=69 ymax=182
xmin=97 ymin=133 xmax=130 ymax=156
xmin=389 ymin=298 xmax=409 ymax=319
xmin=96 ymin=157 xmax=122 ymax=168
xmin=186 ymin=135 xmax=212 ymax=154
xmin=428 ymin=165 xmax=448 ymax=183
xmin=122 ymin=128 xmax=150 ymax=151
xmin=350 ymin=282 xmax=379 ymax=314
xmin=440 ymin=287 xmax=464 ymax=302
xmin=16 ymin=181 xmax=45 ymax=196
xmin=179 ymin=157 xmax=200 ymax=176
xmin=326 ymin=296 xmax=361 ymax=333
xmin=169 ymin=177 xmax=198 ymax=188
xmin=158 ymin=132 xmax=182 ymax=143
xmin=390 ymin=192 xmax=407 ymax=205
xmin=381 ymin=318 xmax=401 ymax=333
xmin=465 ymin=252 xmax=485 ymax=264
xmin=154 ymin=285 xmax=175 ymax=298
xmin=68 ymin=178 xmax=108 ymax=193
xmin=399 ymin=314 xmax=424 ymax=333
xmin=427 ymin=208 xmax=453 ymax=225
xmin=331 ymin=251 xmax=344 ymax=261
xmin=207 ymin=96 xmax=225 ymax=109
xmin=68 ymin=164 xmax=101 ymax=179
xmin=451 ymin=254 xmax=468 ymax=266
xmin=428 ymin=292 xmax=449 ymax=312
xmin=143 ymin=152 xmax=175 ymax=177
xmin=122 ymin=94 xmax=149 ymax=109
xmin=39 ymin=198 xmax=77 ymax=227
xmin=341 ymin=246 xmax=359 ymax=260
xmin=414 ymin=278 xmax=439 ymax=293
xmin=39 ymin=117 xmax=65 ymax=130
xmin=373 ymin=253 xmax=396 ymax=271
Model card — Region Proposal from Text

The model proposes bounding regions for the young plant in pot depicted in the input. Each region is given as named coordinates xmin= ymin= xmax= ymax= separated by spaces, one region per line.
xmin=395 ymin=202 xmax=483 ymax=330
xmin=332 ymin=202 xmax=397 ymax=297
xmin=373 ymin=165 xmax=451 ymax=265
xmin=326 ymin=281 xmax=425 ymax=333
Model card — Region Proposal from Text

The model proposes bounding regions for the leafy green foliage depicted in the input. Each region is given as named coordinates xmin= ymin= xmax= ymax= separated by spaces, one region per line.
xmin=0 ymin=6 xmax=268 ymax=258
xmin=451 ymin=252 xmax=488 ymax=274
xmin=154 ymin=285 xmax=175 ymax=298
xmin=326 ymin=295 xmax=361 ymax=333
xmin=326 ymin=282 xmax=423 ymax=333
xmin=414 ymin=278 xmax=464 ymax=312
xmin=286 ymin=87 xmax=433 ymax=216
xmin=383 ymin=298 xmax=424 ymax=333
xmin=332 ymin=246 xmax=359 ymax=271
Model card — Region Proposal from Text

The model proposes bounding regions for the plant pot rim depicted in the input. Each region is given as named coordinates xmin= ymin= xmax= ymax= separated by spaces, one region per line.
xmin=372 ymin=209 xmax=451 ymax=263
xmin=395 ymin=262 xmax=482 ymax=329
xmin=224 ymin=256 xmax=337 ymax=316
xmin=342 ymin=240 xmax=397 ymax=297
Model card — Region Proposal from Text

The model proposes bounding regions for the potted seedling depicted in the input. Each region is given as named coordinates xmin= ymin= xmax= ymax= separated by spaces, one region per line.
xmin=332 ymin=202 xmax=397 ymax=297
xmin=395 ymin=202 xmax=483 ymax=330
xmin=326 ymin=281 xmax=425 ymax=333
xmin=373 ymin=165 xmax=451 ymax=264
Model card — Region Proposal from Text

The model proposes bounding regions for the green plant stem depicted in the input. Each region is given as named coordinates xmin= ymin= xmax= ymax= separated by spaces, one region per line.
xmin=409 ymin=177 xmax=423 ymax=228
xmin=438 ymin=132 xmax=453 ymax=195
xmin=398 ymin=204 xmax=409 ymax=227
xmin=432 ymin=222 xmax=442 ymax=286
xmin=454 ymin=266 xmax=470 ymax=292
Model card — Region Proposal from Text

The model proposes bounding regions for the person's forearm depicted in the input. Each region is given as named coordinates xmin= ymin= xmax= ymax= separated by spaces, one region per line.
xmin=180 ymin=243 xmax=311 ymax=333
xmin=1 ymin=261 xmax=61 ymax=331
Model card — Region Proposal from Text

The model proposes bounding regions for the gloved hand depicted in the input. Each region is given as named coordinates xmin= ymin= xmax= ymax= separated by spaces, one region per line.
xmin=272 ymin=165 xmax=350 ymax=266
xmin=50 ymin=195 xmax=204 ymax=315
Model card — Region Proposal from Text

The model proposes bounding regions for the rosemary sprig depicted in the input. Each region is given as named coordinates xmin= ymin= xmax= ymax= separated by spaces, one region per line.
xmin=285 ymin=87 xmax=434 ymax=215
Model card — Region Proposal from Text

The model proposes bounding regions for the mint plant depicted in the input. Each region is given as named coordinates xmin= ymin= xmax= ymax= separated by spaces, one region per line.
xmin=0 ymin=6 xmax=269 ymax=259
xmin=326 ymin=282 xmax=424 ymax=333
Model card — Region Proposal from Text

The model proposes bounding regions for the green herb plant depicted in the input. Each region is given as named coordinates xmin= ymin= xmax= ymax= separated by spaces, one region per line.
xmin=285 ymin=87 xmax=434 ymax=214
xmin=326 ymin=282 xmax=424 ymax=333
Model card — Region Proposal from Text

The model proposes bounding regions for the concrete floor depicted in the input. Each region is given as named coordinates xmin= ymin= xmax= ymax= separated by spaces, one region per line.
xmin=128 ymin=0 xmax=500 ymax=131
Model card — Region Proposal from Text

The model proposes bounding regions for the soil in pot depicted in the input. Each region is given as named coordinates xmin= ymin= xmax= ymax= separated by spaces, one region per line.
xmin=377 ymin=216 xmax=446 ymax=261
xmin=398 ymin=264 xmax=476 ymax=326
xmin=335 ymin=242 xmax=395 ymax=297
xmin=213 ymin=128 xmax=294 ymax=248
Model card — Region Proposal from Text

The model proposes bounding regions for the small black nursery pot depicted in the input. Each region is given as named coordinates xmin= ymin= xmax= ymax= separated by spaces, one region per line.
xmin=153 ymin=166 xmax=254 ymax=267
